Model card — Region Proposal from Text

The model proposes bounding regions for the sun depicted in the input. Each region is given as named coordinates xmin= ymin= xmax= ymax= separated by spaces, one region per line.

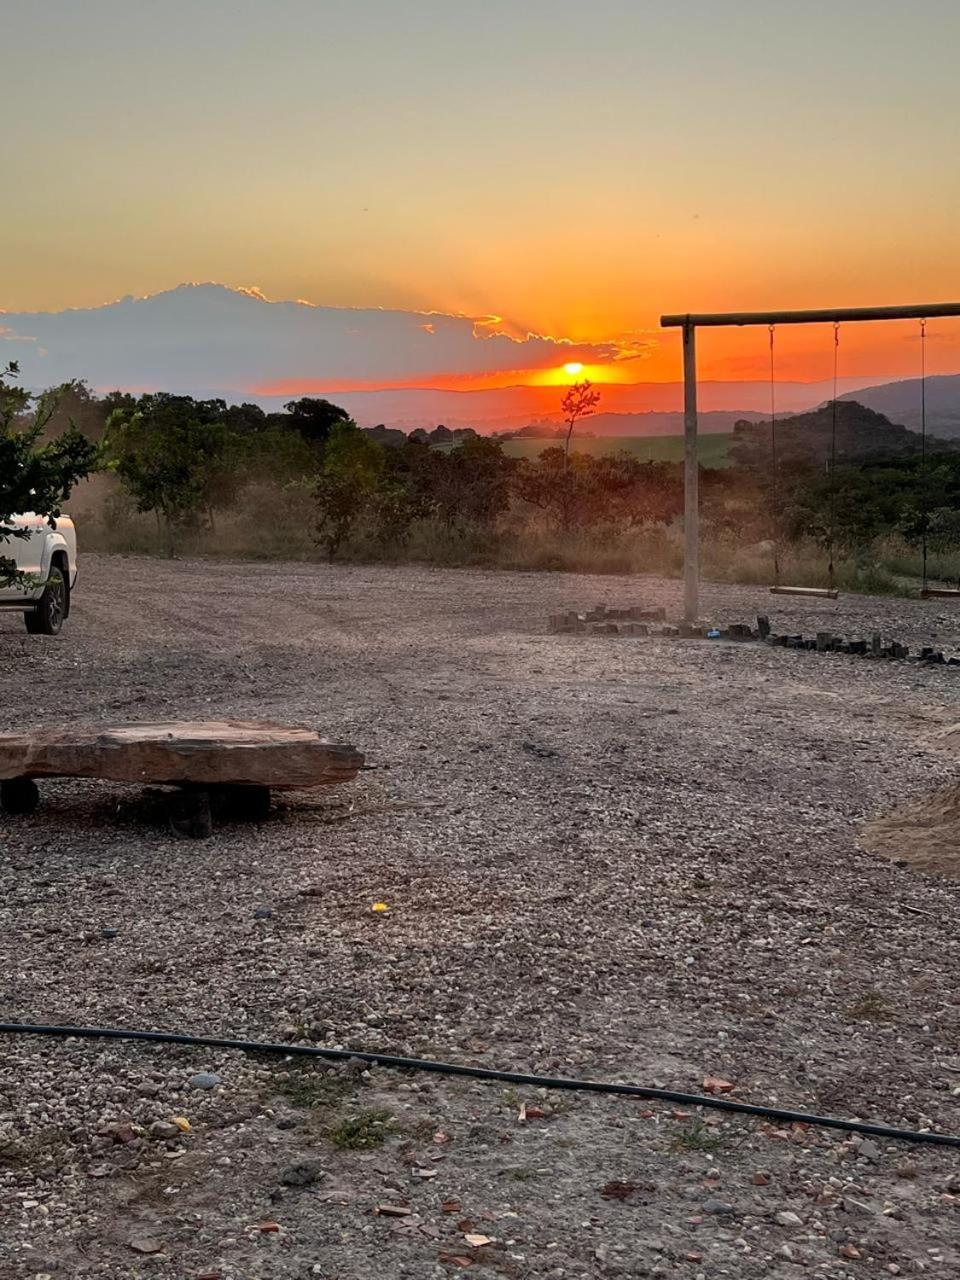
xmin=563 ymin=361 xmax=584 ymax=377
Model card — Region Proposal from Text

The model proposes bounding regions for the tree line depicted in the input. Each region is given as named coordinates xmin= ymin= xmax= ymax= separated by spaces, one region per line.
xmin=4 ymin=369 xmax=960 ymax=582
xmin=2 ymin=375 xmax=687 ymax=562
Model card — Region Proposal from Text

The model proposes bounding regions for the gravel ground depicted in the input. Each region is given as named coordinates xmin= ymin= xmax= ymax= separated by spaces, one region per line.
xmin=1 ymin=554 xmax=960 ymax=1280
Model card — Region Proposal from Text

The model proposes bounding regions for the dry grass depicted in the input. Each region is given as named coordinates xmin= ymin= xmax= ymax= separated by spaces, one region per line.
xmin=73 ymin=477 xmax=930 ymax=596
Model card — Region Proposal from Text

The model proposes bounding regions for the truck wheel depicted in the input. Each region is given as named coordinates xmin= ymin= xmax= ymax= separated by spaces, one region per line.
xmin=24 ymin=567 xmax=66 ymax=636
xmin=1 ymin=777 xmax=40 ymax=815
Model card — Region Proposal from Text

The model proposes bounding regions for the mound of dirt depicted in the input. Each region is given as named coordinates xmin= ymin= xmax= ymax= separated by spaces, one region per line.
xmin=861 ymin=783 xmax=960 ymax=878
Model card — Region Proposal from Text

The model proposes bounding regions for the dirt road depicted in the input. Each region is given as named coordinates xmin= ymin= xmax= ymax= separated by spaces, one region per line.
xmin=2 ymin=556 xmax=959 ymax=1278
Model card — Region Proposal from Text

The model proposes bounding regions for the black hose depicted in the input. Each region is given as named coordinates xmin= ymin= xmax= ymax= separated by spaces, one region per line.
xmin=1 ymin=1021 xmax=958 ymax=1149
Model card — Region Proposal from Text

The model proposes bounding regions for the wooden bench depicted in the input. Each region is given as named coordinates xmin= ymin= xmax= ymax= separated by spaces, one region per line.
xmin=0 ymin=721 xmax=364 ymax=837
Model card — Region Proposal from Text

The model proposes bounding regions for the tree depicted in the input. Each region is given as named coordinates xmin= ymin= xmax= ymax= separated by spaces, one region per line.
xmin=516 ymin=447 xmax=681 ymax=534
xmin=515 ymin=447 xmax=595 ymax=532
xmin=0 ymin=362 xmax=99 ymax=588
xmin=561 ymin=379 xmax=601 ymax=463
xmin=313 ymin=421 xmax=386 ymax=558
xmin=35 ymin=379 xmax=112 ymax=443
xmin=104 ymin=393 xmax=236 ymax=553
xmin=280 ymin=397 xmax=352 ymax=449
xmin=427 ymin=436 xmax=516 ymax=530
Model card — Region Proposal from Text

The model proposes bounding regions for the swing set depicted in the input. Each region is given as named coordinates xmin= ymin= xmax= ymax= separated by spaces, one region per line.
xmin=660 ymin=303 xmax=960 ymax=624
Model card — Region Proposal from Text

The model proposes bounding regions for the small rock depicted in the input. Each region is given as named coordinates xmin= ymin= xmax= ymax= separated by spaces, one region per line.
xmin=149 ymin=1121 xmax=180 ymax=1141
xmin=276 ymin=1117 xmax=298 ymax=1130
xmin=838 ymin=1243 xmax=861 ymax=1260
xmin=844 ymin=1197 xmax=876 ymax=1216
xmin=896 ymin=1158 xmax=918 ymax=1180
xmin=858 ymin=1138 xmax=881 ymax=1162
xmin=280 ymin=1159 xmax=325 ymax=1187
xmin=751 ymin=1171 xmax=771 ymax=1186
xmin=254 ymin=907 xmax=273 ymax=920
xmin=702 ymin=1076 xmax=735 ymax=1094
xmin=775 ymin=1211 xmax=803 ymax=1228
xmin=189 ymin=1072 xmax=221 ymax=1090
xmin=100 ymin=927 xmax=120 ymax=939
xmin=701 ymin=1199 xmax=736 ymax=1216
xmin=129 ymin=1236 xmax=163 ymax=1255
xmin=107 ymin=1123 xmax=140 ymax=1145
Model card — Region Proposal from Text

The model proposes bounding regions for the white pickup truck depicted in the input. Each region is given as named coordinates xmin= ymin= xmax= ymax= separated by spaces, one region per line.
xmin=0 ymin=514 xmax=77 ymax=634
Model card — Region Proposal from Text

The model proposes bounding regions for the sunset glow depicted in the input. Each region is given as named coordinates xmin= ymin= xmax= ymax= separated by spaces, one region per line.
xmin=5 ymin=3 xmax=960 ymax=399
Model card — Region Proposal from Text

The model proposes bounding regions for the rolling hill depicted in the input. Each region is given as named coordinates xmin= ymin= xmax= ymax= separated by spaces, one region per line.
xmin=840 ymin=373 xmax=960 ymax=437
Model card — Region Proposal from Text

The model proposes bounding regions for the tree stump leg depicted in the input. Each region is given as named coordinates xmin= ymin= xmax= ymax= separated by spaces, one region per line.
xmin=169 ymin=787 xmax=214 ymax=839
xmin=0 ymin=777 xmax=41 ymax=816
xmin=211 ymin=784 xmax=272 ymax=823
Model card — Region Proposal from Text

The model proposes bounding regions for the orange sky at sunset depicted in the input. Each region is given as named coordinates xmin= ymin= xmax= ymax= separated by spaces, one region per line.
xmin=5 ymin=2 xmax=960 ymax=402
xmin=252 ymin=317 xmax=960 ymax=396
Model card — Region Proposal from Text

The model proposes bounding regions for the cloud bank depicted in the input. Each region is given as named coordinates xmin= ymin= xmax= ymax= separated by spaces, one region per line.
xmin=0 ymin=283 xmax=641 ymax=395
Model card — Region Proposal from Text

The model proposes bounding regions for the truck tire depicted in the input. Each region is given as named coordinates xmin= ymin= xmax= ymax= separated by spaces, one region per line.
xmin=24 ymin=566 xmax=67 ymax=636
xmin=1 ymin=777 xmax=40 ymax=815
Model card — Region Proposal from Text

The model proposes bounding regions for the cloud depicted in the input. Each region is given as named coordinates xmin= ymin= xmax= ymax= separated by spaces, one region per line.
xmin=0 ymin=283 xmax=649 ymax=394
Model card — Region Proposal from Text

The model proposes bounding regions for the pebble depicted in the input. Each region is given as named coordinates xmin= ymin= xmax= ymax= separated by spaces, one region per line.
xmin=701 ymin=1200 xmax=736 ymax=1216
xmin=129 ymin=1235 xmax=163 ymax=1255
xmin=254 ymin=907 xmax=273 ymax=920
xmin=775 ymin=1210 xmax=803 ymax=1228
xmin=189 ymin=1073 xmax=221 ymax=1090
xmin=149 ymin=1121 xmax=181 ymax=1141
xmin=280 ymin=1159 xmax=325 ymax=1187
xmin=100 ymin=928 xmax=120 ymax=939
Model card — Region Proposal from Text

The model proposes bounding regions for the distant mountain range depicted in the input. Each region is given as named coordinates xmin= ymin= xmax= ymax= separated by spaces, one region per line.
xmin=840 ymin=373 xmax=960 ymax=437
xmin=1 ymin=282 xmax=899 ymax=433
xmin=502 ymin=410 xmax=768 ymax=439
xmin=266 ymin=385 xmax=860 ymax=433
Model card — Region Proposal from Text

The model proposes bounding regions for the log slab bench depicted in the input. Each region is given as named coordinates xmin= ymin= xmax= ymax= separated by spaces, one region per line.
xmin=0 ymin=721 xmax=364 ymax=837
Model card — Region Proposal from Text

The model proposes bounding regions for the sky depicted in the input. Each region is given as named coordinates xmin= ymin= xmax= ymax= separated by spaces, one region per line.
xmin=4 ymin=0 xmax=960 ymax=392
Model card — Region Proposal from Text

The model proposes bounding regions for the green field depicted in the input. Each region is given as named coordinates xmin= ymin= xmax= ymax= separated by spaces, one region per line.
xmin=499 ymin=433 xmax=733 ymax=468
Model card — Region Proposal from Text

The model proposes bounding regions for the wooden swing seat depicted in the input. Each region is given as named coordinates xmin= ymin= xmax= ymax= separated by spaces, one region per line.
xmin=769 ymin=585 xmax=840 ymax=600
xmin=921 ymin=588 xmax=960 ymax=599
